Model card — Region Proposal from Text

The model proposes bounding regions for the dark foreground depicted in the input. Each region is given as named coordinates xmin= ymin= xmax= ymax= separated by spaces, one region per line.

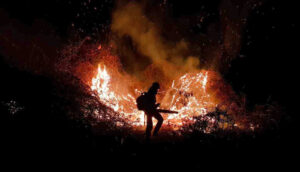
xmin=1 ymin=57 xmax=297 ymax=170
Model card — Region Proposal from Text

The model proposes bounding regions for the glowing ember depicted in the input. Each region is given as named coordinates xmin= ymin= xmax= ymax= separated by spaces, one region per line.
xmin=161 ymin=72 xmax=218 ymax=127
xmin=91 ymin=63 xmax=219 ymax=129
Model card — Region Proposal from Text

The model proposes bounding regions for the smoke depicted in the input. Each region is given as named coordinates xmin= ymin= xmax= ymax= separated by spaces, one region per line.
xmin=111 ymin=1 xmax=200 ymax=81
xmin=110 ymin=0 xmax=263 ymax=82
xmin=0 ymin=0 xmax=263 ymax=81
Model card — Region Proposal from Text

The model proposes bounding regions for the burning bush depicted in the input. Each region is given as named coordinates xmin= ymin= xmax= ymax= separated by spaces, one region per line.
xmin=57 ymin=37 xmax=275 ymax=134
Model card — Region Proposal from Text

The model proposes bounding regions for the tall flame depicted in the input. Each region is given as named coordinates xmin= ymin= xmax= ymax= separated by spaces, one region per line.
xmin=91 ymin=64 xmax=145 ymax=126
xmin=91 ymin=63 xmax=220 ymax=130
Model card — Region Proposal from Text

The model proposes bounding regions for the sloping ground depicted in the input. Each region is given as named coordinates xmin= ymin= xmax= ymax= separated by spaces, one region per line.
xmin=0 ymin=57 xmax=92 ymax=151
xmin=1 ymin=56 xmax=297 ymax=170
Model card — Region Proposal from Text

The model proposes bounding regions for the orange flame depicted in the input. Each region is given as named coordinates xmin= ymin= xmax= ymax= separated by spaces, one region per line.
xmin=91 ymin=62 xmax=220 ymax=130
xmin=91 ymin=64 xmax=145 ymax=126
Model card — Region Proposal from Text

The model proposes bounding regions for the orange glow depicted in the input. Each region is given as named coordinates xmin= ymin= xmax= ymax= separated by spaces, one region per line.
xmin=91 ymin=63 xmax=145 ymax=126
xmin=90 ymin=60 xmax=223 ymax=130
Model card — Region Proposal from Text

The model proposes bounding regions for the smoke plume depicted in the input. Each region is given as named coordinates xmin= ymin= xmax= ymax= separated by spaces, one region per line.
xmin=111 ymin=1 xmax=200 ymax=81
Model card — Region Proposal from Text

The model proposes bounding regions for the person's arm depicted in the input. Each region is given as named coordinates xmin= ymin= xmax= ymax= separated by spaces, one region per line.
xmin=154 ymin=94 xmax=160 ymax=108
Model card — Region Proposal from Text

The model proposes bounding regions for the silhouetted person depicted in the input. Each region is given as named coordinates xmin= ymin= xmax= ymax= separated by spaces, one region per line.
xmin=143 ymin=82 xmax=164 ymax=141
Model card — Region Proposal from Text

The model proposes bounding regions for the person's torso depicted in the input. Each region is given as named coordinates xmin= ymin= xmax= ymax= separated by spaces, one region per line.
xmin=144 ymin=92 xmax=156 ymax=111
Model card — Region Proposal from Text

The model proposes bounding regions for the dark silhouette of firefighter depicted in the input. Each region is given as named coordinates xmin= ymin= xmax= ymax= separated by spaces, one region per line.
xmin=136 ymin=82 xmax=177 ymax=140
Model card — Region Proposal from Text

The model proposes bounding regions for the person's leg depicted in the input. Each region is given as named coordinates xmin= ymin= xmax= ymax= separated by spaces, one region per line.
xmin=153 ymin=112 xmax=163 ymax=136
xmin=145 ymin=114 xmax=153 ymax=140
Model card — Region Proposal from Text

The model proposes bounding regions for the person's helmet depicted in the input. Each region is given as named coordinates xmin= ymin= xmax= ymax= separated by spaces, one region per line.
xmin=151 ymin=82 xmax=160 ymax=90
xmin=148 ymin=82 xmax=160 ymax=93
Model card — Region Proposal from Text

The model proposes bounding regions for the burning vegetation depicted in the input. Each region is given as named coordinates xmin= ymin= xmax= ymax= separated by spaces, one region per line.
xmin=57 ymin=40 xmax=271 ymax=134
xmin=88 ymin=51 xmax=232 ymax=132
xmin=0 ymin=0 xmax=284 ymax=139
xmin=0 ymin=0 xmax=297 ymax=169
xmin=54 ymin=1 xmax=283 ymax=135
